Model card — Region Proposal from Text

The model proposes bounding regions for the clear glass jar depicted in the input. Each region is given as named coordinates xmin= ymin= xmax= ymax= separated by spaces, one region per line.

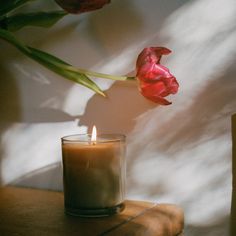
xmin=61 ymin=134 xmax=126 ymax=217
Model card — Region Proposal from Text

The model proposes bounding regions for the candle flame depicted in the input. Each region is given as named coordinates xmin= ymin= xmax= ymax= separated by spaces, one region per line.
xmin=91 ymin=125 xmax=97 ymax=143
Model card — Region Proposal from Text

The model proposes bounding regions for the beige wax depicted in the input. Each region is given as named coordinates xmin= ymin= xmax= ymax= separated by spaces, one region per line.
xmin=62 ymin=142 xmax=125 ymax=209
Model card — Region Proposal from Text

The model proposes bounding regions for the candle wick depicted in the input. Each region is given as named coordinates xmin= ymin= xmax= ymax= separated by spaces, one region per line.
xmin=90 ymin=139 xmax=96 ymax=145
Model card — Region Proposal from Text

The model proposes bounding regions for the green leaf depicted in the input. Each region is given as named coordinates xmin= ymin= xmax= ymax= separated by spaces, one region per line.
xmin=0 ymin=0 xmax=34 ymax=18
xmin=0 ymin=27 xmax=30 ymax=53
xmin=28 ymin=47 xmax=106 ymax=96
xmin=5 ymin=11 xmax=67 ymax=31
xmin=0 ymin=28 xmax=105 ymax=97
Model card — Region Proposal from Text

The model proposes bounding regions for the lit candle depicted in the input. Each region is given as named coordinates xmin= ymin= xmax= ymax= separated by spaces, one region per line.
xmin=61 ymin=127 xmax=126 ymax=217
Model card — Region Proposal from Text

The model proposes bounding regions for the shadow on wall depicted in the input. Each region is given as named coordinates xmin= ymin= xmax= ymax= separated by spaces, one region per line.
xmin=1 ymin=1 xmax=234 ymax=235
xmin=185 ymin=217 xmax=230 ymax=236
xmin=79 ymin=80 xmax=156 ymax=134
xmin=14 ymin=1 xmax=81 ymax=48
xmin=0 ymin=0 xmax=191 ymax=127
xmin=128 ymin=64 xmax=236 ymax=170
xmin=0 ymin=64 xmax=21 ymax=123
xmin=0 ymin=65 xmax=21 ymax=185
xmin=0 ymin=0 xmax=189 ymax=187
xmin=163 ymin=67 xmax=236 ymax=154
xmin=87 ymin=0 xmax=190 ymax=55
xmin=87 ymin=0 xmax=144 ymax=54
xmin=4 ymin=79 xmax=157 ymax=189
xmin=125 ymin=63 xmax=236 ymax=236
xmin=11 ymin=162 xmax=63 ymax=191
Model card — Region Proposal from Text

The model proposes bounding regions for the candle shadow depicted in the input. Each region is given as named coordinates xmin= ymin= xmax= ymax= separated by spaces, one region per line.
xmin=9 ymin=162 xmax=63 ymax=191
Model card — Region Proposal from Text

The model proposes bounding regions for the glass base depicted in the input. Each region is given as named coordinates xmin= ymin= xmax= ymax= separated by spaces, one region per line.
xmin=65 ymin=203 xmax=125 ymax=217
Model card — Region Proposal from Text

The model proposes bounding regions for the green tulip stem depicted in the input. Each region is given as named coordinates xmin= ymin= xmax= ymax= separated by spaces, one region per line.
xmin=70 ymin=68 xmax=135 ymax=81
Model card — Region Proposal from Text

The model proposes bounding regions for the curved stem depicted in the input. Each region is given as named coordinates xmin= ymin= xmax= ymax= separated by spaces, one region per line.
xmin=69 ymin=68 xmax=136 ymax=81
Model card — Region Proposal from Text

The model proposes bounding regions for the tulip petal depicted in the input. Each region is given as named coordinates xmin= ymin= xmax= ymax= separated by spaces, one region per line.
xmin=55 ymin=0 xmax=110 ymax=14
xmin=136 ymin=47 xmax=171 ymax=68
xmin=141 ymin=89 xmax=172 ymax=105
xmin=139 ymin=81 xmax=172 ymax=105
xmin=136 ymin=46 xmax=179 ymax=105
xmin=164 ymin=76 xmax=179 ymax=94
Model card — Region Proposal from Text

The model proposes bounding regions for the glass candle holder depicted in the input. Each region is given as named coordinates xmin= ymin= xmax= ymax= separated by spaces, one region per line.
xmin=61 ymin=134 xmax=126 ymax=217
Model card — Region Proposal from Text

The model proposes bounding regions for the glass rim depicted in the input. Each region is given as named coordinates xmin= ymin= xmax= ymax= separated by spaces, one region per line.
xmin=61 ymin=133 xmax=126 ymax=143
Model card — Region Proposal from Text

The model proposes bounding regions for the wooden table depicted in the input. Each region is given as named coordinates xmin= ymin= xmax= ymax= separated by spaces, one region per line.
xmin=0 ymin=187 xmax=184 ymax=236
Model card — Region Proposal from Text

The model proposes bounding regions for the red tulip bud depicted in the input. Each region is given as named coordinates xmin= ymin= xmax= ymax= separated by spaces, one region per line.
xmin=55 ymin=0 xmax=110 ymax=14
xmin=136 ymin=47 xmax=179 ymax=105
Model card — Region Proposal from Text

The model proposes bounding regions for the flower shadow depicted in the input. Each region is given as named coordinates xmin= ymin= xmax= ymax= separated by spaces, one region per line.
xmin=78 ymin=80 xmax=156 ymax=134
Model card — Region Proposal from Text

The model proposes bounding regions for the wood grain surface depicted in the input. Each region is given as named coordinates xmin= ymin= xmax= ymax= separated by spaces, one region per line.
xmin=0 ymin=187 xmax=184 ymax=236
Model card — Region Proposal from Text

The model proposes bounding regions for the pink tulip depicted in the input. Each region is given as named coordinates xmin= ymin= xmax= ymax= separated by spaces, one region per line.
xmin=55 ymin=0 xmax=110 ymax=14
xmin=136 ymin=47 xmax=179 ymax=105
